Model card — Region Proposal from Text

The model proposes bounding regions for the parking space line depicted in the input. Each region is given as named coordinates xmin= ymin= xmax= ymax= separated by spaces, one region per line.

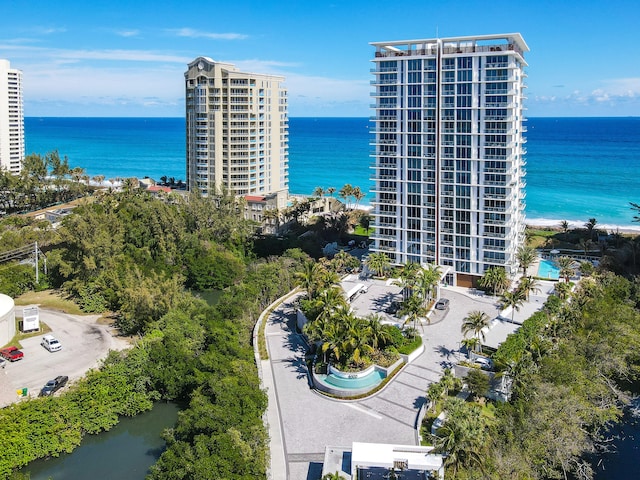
xmin=345 ymin=403 xmax=383 ymax=420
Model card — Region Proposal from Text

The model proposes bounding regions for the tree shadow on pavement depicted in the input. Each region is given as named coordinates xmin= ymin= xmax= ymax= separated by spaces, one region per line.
xmin=434 ymin=344 xmax=456 ymax=360
xmin=269 ymin=309 xmax=291 ymax=329
xmin=413 ymin=395 xmax=426 ymax=410
xmin=282 ymin=356 xmax=310 ymax=381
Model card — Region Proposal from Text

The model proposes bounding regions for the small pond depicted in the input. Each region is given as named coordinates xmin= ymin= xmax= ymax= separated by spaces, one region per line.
xmin=21 ymin=402 xmax=179 ymax=480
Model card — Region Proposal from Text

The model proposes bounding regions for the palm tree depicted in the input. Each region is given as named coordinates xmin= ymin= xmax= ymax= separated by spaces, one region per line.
xmin=578 ymin=238 xmax=593 ymax=258
xmin=314 ymin=287 xmax=348 ymax=323
xmin=261 ymin=207 xmax=280 ymax=233
xmin=322 ymin=472 xmax=346 ymax=480
xmin=91 ymin=174 xmax=104 ymax=186
xmin=427 ymin=382 xmax=445 ymax=412
xmin=320 ymin=321 xmax=345 ymax=362
xmin=553 ymin=281 xmax=572 ymax=300
xmin=352 ymin=186 xmax=365 ymax=209
xmin=555 ymin=256 xmax=575 ymax=282
xmin=312 ymin=186 xmax=325 ymax=198
xmin=461 ymin=337 xmax=480 ymax=358
xmin=365 ymin=314 xmax=393 ymax=349
xmin=416 ymin=263 xmax=441 ymax=305
xmin=585 ymin=217 xmax=598 ymax=240
xmin=338 ymin=184 xmax=354 ymax=208
xmin=366 ymin=252 xmax=391 ymax=278
xmin=559 ymin=220 xmax=569 ymax=235
xmin=440 ymin=367 xmax=457 ymax=396
xmin=433 ymin=398 xmax=490 ymax=477
xmin=398 ymin=294 xmax=429 ymax=336
xmin=516 ymin=245 xmax=537 ymax=276
xmin=517 ymin=276 xmax=541 ymax=301
xmin=478 ymin=266 xmax=509 ymax=296
xmin=326 ymin=186 xmax=336 ymax=198
xmin=501 ymin=289 xmax=526 ymax=323
xmin=295 ymin=261 xmax=323 ymax=299
xmin=358 ymin=213 xmax=371 ymax=234
xmin=461 ymin=311 xmax=490 ymax=350
xmin=342 ymin=321 xmax=374 ymax=364
xmin=392 ymin=262 xmax=422 ymax=300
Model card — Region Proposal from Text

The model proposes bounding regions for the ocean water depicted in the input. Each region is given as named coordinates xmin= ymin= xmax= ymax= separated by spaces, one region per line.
xmin=24 ymin=116 xmax=640 ymax=227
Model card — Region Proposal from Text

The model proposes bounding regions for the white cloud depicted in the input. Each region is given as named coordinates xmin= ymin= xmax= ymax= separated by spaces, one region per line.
xmin=0 ymin=44 xmax=190 ymax=63
xmin=115 ymin=29 xmax=140 ymax=38
xmin=31 ymin=27 xmax=67 ymax=35
xmin=168 ymin=28 xmax=248 ymax=40
xmin=0 ymin=41 xmax=369 ymax=116
xmin=532 ymin=79 xmax=640 ymax=109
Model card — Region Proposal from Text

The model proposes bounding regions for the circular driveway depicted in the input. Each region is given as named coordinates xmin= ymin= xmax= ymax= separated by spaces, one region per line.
xmin=264 ymin=286 xmax=502 ymax=480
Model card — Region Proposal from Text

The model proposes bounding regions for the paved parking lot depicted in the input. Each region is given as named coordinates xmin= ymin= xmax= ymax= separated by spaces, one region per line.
xmin=0 ymin=307 xmax=130 ymax=406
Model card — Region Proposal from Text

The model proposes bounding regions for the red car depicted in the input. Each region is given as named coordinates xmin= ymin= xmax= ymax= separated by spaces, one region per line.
xmin=0 ymin=346 xmax=24 ymax=362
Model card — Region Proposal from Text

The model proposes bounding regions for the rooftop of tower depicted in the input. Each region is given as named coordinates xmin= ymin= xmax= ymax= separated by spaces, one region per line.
xmin=371 ymin=33 xmax=528 ymax=60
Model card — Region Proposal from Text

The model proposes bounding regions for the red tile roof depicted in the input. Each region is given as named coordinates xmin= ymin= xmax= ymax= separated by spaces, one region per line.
xmin=147 ymin=185 xmax=172 ymax=193
xmin=244 ymin=195 xmax=266 ymax=202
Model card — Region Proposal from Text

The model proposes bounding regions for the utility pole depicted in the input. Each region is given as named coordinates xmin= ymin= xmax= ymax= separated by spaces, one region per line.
xmin=35 ymin=241 xmax=39 ymax=284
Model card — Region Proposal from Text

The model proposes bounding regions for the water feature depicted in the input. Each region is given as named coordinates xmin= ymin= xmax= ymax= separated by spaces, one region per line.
xmin=319 ymin=369 xmax=386 ymax=390
xmin=537 ymin=259 xmax=560 ymax=280
xmin=594 ymin=402 xmax=640 ymax=479
xmin=21 ymin=402 xmax=179 ymax=480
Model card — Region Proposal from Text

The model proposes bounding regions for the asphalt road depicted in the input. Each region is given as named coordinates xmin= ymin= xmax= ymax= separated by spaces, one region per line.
xmin=0 ymin=307 xmax=130 ymax=405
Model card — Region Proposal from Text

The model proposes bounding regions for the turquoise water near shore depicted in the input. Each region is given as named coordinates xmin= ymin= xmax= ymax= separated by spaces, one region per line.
xmin=24 ymin=116 xmax=640 ymax=227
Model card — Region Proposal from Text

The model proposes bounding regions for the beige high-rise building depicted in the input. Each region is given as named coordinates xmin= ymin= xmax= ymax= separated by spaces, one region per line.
xmin=185 ymin=57 xmax=289 ymax=198
xmin=370 ymin=34 xmax=528 ymax=287
xmin=0 ymin=59 xmax=24 ymax=174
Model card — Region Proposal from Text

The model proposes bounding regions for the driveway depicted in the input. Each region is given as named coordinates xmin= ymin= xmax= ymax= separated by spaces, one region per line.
xmin=264 ymin=286 xmax=505 ymax=480
xmin=0 ymin=308 xmax=130 ymax=406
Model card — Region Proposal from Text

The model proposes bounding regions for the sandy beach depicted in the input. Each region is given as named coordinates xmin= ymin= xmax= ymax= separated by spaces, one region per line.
xmin=526 ymin=217 xmax=640 ymax=235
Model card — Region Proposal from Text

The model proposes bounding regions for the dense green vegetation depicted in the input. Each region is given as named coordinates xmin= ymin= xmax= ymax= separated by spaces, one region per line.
xmin=4 ymin=175 xmax=640 ymax=479
xmin=431 ymin=272 xmax=640 ymax=479
xmin=0 ymin=152 xmax=95 ymax=214
xmin=0 ymin=187 xmax=307 ymax=478
xmin=298 ymin=259 xmax=426 ymax=372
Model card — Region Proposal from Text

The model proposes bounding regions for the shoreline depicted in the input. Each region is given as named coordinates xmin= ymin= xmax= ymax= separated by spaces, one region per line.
xmin=525 ymin=217 xmax=640 ymax=234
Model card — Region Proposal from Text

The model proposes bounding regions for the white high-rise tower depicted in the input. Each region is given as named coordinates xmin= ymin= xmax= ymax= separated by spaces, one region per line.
xmin=0 ymin=59 xmax=24 ymax=174
xmin=369 ymin=34 xmax=529 ymax=287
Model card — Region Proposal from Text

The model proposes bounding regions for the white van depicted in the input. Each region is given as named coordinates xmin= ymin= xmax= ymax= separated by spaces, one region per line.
xmin=41 ymin=334 xmax=62 ymax=352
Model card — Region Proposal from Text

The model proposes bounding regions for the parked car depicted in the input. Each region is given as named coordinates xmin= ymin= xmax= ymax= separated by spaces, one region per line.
xmin=473 ymin=356 xmax=493 ymax=371
xmin=385 ymin=301 xmax=401 ymax=314
xmin=0 ymin=346 xmax=24 ymax=362
xmin=41 ymin=334 xmax=62 ymax=352
xmin=39 ymin=376 xmax=69 ymax=397
xmin=435 ymin=298 xmax=450 ymax=310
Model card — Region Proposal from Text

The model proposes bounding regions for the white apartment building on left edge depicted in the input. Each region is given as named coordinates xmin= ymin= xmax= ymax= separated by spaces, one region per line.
xmin=369 ymin=34 xmax=529 ymax=287
xmin=185 ymin=57 xmax=289 ymax=200
xmin=0 ymin=59 xmax=24 ymax=174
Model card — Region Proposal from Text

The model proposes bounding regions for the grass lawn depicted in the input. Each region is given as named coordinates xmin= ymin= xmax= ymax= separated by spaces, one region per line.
xmin=353 ymin=225 xmax=373 ymax=237
xmin=14 ymin=290 xmax=85 ymax=315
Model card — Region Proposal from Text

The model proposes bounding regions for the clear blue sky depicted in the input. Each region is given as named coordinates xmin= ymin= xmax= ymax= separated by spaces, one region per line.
xmin=1 ymin=0 xmax=638 ymax=117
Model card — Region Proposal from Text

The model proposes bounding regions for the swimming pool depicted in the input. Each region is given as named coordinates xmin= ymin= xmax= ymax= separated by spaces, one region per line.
xmin=537 ymin=259 xmax=560 ymax=280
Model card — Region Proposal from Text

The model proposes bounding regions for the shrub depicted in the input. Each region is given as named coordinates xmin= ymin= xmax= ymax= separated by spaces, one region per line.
xmin=398 ymin=335 xmax=423 ymax=355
